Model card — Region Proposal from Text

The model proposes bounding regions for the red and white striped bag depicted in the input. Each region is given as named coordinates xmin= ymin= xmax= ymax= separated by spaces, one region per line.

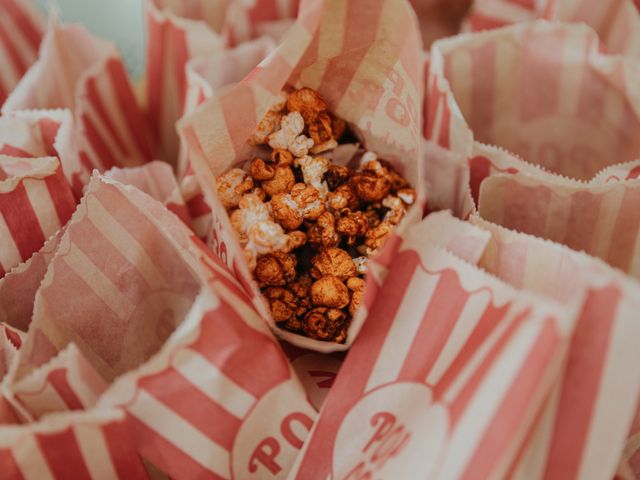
xmin=424 ymin=21 xmax=640 ymax=277
xmin=145 ymin=0 xmax=228 ymax=162
xmin=179 ymin=36 xmax=276 ymax=239
xmin=290 ymin=214 xmax=579 ymax=479
xmin=478 ymin=172 xmax=640 ymax=277
xmin=0 ymin=228 xmax=63 ymax=332
xmin=0 ymin=155 xmax=75 ymax=279
xmin=180 ymin=0 xmax=425 ymax=351
xmin=3 ymin=22 xmax=152 ymax=188
xmin=145 ymin=0 xmax=295 ymax=163
xmin=0 ymin=0 xmax=44 ymax=105
xmin=0 ymin=110 xmax=81 ymax=197
xmin=0 ymin=174 xmax=315 ymax=479
xmin=105 ymin=160 xmax=192 ymax=229
xmin=465 ymin=0 xmax=640 ymax=59
xmin=466 ymin=216 xmax=640 ymax=479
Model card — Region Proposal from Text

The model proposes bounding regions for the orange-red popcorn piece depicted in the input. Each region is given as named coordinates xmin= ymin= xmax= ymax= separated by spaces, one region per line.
xmin=310 ymin=247 xmax=356 ymax=280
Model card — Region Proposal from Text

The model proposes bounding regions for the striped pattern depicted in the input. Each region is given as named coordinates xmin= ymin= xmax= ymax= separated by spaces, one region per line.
xmin=223 ymin=0 xmax=299 ymax=46
xmin=105 ymin=161 xmax=192 ymax=229
xmin=469 ymin=216 xmax=640 ymax=480
xmin=429 ymin=21 xmax=640 ymax=181
xmin=180 ymin=0 xmax=425 ymax=351
xmin=465 ymin=0 xmax=549 ymax=31
xmin=466 ymin=0 xmax=640 ymax=59
xmin=3 ymin=24 xmax=152 ymax=190
xmin=145 ymin=0 xmax=226 ymax=163
xmin=0 ymin=111 xmax=82 ymax=199
xmin=0 ymin=0 xmax=44 ymax=105
xmin=292 ymin=240 xmax=569 ymax=479
xmin=0 ymin=228 xmax=63 ymax=332
xmin=11 ymin=343 xmax=107 ymax=420
xmin=0 ymin=175 xmax=313 ymax=478
xmin=0 ymin=411 xmax=148 ymax=480
xmin=178 ymin=37 xmax=276 ymax=238
xmin=0 ymin=323 xmax=23 ymax=383
xmin=478 ymin=174 xmax=640 ymax=279
xmin=12 ymin=175 xmax=203 ymax=383
xmin=121 ymin=298 xmax=295 ymax=480
xmin=0 ymin=156 xmax=75 ymax=280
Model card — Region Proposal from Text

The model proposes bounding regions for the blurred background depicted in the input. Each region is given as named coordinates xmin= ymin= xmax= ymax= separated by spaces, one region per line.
xmin=32 ymin=0 xmax=472 ymax=79
xmin=35 ymin=0 xmax=146 ymax=77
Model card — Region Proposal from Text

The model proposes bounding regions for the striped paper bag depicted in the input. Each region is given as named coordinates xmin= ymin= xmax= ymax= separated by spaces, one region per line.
xmin=465 ymin=0 xmax=640 ymax=59
xmin=478 ymin=172 xmax=640 ymax=278
xmin=0 ymin=110 xmax=81 ymax=196
xmin=0 ymin=228 xmax=63 ymax=332
xmin=417 ymin=211 xmax=640 ymax=479
xmin=0 ymin=408 xmax=149 ymax=479
xmin=289 ymin=215 xmax=578 ymax=479
xmin=222 ymin=0 xmax=298 ymax=46
xmin=146 ymin=0 xmax=298 ymax=163
xmin=0 ymin=0 xmax=44 ymax=105
xmin=105 ymin=160 xmax=192 ymax=229
xmin=0 ymin=174 xmax=315 ymax=479
xmin=0 ymin=155 xmax=75 ymax=279
xmin=145 ymin=0 xmax=228 ymax=163
xmin=180 ymin=36 xmax=276 ymax=238
xmin=467 ymin=217 xmax=640 ymax=480
xmin=424 ymin=21 xmax=640 ymax=276
xmin=180 ymin=0 xmax=425 ymax=352
xmin=3 ymin=22 xmax=153 ymax=188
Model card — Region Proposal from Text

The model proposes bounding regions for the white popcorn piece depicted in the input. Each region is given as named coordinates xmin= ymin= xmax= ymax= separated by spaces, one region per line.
xmin=268 ymin=112 xmax=314 ymax=157
xmin=353 ymin=256 xmax=368 ymax=275
xmin=296 ymin=155 xmax=330 ymax=197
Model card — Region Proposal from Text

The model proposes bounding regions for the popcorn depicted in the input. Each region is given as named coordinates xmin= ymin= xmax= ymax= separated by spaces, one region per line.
xmin=382 ymin=195 xmax=406 ymax=225
xmin=271 ymin=148 xmax=294 ymax=167
xmin=310 ymin=247 xmax=357 ymax=280
xmin=397 ymin=187 xmax=416 ymax=205
xmin=296 ymin=155 xmax=330 ymax=196
xmin=308 ymin=112 xmax=333 ymax=144
xmin=328 ymin=183 xmax=359 ymax=211
xmin=361 ymin=221 xmax=394 ymax=256
xmin=350 ymin=160 xmax=392 ymax=202
xmin=255 ymin=252 xmax=297 ymax=287
xmin=263 ymin=287 xmax=298 ymax=325
xmin=289 ymin=134 xmax=316 ymax=157
xmin=346 ymin=276 xmax=366 ymax=317
xmin=216 ymin=168 xmax=254 ymax=208
xmin=310 ymin=275 xmax=350 ymax=308
xmin=219 ymin=87 xmax=414 ymax=343
xmin=270 ymin=193 xmax=304 ymax=230
xmin=250 ymin=109 xmax=283 ymax=145
xmin=287 ymin=274 xmax=313 ymax=317
xmin=268 ymin=111 xmax=315 ymax=157
xmin=249 ymin=93 xmax=288 ymax=145
xmin=310 ymin=138 xmax=338 ymax=154
xmin=230 ymin=193 xmax=271 ymax=243
xmin=261 ymin=165 xmax=295 ymax=196
xmin=286 ymin=87 xmax=328 ymax=123
xmin=285 ymin=230 xmax=307 ymax=252
xmin=336 ymin=210 xmax=369 ymax=245
xmin=249 ymin=158 xmax=276 ymax=181
xmin=245 ymin=220 xmax=291 ymax=270
xmin=307 ymin=211 xmax=341 ymax=249
xmin=303 ymin=307 xmax=348 ymax=343
xmin=271 ymin=183 xmax=325 ymax=230
xmin=325 ymin=164 xmax=351 ymax=190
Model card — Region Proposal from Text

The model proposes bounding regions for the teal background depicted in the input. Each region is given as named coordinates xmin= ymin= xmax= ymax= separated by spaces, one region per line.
xmin=36 ymin=0 xmax=146 ymax=77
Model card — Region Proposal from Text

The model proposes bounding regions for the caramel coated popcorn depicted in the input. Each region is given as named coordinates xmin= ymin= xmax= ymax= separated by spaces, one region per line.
xmin=217 ymin=87 xmax=415 ymax=342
